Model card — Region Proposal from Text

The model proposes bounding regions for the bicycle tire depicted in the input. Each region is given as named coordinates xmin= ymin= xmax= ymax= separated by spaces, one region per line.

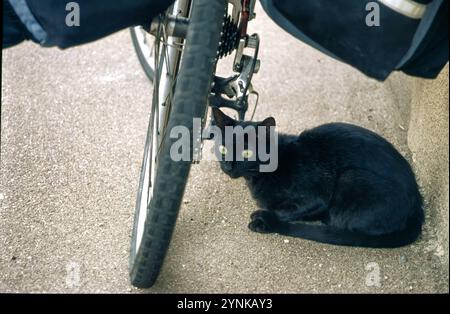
xmin=130 ymin=26 xmax=155 ymax=82
xmin=129 ymin=0 xmax=227 ymax=288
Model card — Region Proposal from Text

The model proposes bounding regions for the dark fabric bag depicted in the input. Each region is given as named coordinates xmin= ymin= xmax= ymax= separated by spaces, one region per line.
xmin=260 ymin=0 xmax=448 ymax=80
xmin=4 ymin=0 xmax=174 ymax=49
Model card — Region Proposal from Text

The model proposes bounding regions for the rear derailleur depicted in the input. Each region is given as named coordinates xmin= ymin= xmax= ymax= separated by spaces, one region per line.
xmin=210 ymin=33 xmax=261 ymax=121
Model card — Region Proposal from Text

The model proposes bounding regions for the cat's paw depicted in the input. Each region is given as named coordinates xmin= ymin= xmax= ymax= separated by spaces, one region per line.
xmin=248 ymin=210 xmax=278 ymax=234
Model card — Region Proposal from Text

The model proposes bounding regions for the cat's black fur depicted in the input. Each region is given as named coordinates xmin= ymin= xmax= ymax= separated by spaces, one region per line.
xmin=212 ymin=108 xmax=424 ymax=248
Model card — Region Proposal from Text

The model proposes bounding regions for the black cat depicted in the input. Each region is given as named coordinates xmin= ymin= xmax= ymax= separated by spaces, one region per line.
xmin=211 ymin=107 xmax=424 ymax=248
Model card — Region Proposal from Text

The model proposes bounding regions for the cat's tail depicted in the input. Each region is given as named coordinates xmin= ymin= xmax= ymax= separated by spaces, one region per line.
xmin=275 ymin=212 xmax=423 ymax=248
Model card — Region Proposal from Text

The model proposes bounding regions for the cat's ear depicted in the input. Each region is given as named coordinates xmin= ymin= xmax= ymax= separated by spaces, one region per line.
xmin=260 ymin=117 xmax=276 ymax=128
xmin=212 ymin=107 xmax=235 ymax=129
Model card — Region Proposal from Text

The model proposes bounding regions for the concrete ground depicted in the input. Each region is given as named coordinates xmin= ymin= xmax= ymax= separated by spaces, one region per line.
xmin=1 ymin=4 xmax=448 ymax=293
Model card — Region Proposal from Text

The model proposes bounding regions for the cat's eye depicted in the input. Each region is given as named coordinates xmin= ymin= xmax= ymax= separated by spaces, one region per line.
xmin=241 ymin=150 xmax=254 ymax=159
xmin=219 ymin=145 xmax=228 ymax=155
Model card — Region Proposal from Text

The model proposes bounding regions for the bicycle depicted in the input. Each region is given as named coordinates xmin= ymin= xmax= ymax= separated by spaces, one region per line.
xmin=128 ymin=0 xmax=261 ymax=288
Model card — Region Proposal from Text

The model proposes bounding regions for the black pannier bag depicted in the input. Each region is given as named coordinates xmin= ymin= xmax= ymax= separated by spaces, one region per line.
xmin=260 ymin=0 xmax=448 ymax=80
xmin=3 ymin=0 xmax=173 ymax=49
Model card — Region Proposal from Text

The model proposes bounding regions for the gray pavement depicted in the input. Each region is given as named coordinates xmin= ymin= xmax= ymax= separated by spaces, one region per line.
xmin=1 ymin=4 xmax=448 ymax=293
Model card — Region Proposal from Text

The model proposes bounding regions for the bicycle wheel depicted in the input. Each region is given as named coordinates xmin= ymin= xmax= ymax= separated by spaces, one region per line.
xmin=130 ymin=26 xmax=155 ymax=82
xmin=129 ymin=0 xmax=227 ymax=288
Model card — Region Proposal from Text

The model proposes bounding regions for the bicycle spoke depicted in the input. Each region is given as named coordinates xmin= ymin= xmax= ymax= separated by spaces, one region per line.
xmin=144 ymin=20 xmax=163 ymax=205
